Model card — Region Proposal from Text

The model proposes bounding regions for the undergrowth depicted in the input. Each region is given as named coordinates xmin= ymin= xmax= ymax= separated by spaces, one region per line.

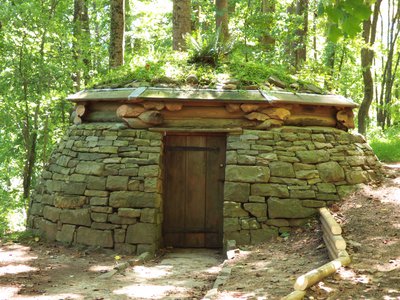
xmin=369 ymin=126 xmax=400 ymax=162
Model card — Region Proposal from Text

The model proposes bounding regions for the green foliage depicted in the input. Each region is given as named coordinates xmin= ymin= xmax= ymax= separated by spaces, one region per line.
xmin=369 ymin=126 xmax=400 ymax=162
xmin=186 ymin=28 xmax=234 ymax=66
xmin=319 ymin=0 xmax=372 ymax=42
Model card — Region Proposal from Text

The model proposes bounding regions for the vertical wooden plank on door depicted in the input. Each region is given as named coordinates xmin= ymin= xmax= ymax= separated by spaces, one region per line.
xmin=205 ymin=135 xmax=226 ymax=248
xmin=163 ymin=135 xmax=186 ymax=247
xmin=185 ymin=135 xmax=206 ymax=247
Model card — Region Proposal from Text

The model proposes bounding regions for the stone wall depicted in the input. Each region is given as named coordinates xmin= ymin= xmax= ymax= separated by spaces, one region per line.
xmin=28 ymin=123 xmax=163 ymax=254
xmin=223 ymin=127 xmax=382 ymax=245
xmin=28 ymin=123 xmax=382 ymax=253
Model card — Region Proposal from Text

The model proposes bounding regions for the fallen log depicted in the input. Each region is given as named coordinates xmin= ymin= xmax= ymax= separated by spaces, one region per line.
xmin=281 ymin=290 xmax=306 ymax=300
xmin=319 ymin=207 xmax=342 ymax=235
xmin=294 ymin=256 xmax=351 ymax=291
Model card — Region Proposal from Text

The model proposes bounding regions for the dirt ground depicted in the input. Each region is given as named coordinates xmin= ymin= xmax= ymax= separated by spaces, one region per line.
xmin=0 ymin=164 xmax=399 ymax=300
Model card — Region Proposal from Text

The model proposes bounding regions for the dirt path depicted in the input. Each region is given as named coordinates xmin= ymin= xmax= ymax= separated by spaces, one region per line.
xmin=1 ymin=165 xmax=399 ymax=300
xmin=0 ymin=245 xmax=222 ymax=300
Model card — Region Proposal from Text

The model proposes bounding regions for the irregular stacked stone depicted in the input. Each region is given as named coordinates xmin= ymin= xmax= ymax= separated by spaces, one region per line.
xmin=223 ymin=126 xmax=381 ymax=245
xmin=28 ymin=123 xmax=163 ymax=254
xmin=28 ymin=123 xmax=381 ymax=253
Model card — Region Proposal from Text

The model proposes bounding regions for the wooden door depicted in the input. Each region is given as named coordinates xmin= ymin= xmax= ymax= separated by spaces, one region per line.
xmin=163 ymin=134 xmax=226 ymax=248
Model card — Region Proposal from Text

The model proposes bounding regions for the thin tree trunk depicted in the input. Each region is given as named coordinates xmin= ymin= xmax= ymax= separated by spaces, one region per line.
xmin=357 ymin=0 xmax=382 ymax=135
xmin=216 ymin=0 xmax=229 ymax=42
xmin=294 ymin=0 xmax=308 ymax=69
xmin=173 ymin=0 xmax=191 ymax=50
xmin=109 ymin=0 xmax=125 ymax=68
xmin=260 ymin=0 xmax=275 ymax=50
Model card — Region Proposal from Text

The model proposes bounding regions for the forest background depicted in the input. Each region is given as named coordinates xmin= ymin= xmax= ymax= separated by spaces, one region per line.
xmin=0 ymin=0 xmax=399 ymax=235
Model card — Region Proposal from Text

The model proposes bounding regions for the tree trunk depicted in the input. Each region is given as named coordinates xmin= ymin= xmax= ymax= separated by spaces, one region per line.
xmin=73 ymin=0 xmax=90 ymax=90
xmin=173 ymin=0 xmax=191 ymax=50
xmin=109 ymin=0 xmax=125 ymax=68
xmin=216 ymin=0 xmax=229 ymax=42
xmin=294 ymin=0 xmax=308 ymax=69
xmin=357 ymin=0 xmax=382 ymax=135
xmin=260 ymin=0 xmax=275 ymax=50
xmin=125 ymin=0 xmax=133 ymax=55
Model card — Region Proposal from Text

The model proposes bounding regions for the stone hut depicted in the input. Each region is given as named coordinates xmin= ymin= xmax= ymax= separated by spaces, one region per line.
xmin=28 ymin=88 xmax=381 ymax=254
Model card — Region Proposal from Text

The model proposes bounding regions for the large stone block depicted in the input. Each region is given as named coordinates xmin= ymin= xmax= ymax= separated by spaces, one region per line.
xmin=75 ymin=162 xmax=104 ymax=176
xmin=118 ymin=208 xmax=141 ymax=218
xmin=269 ymin=161 xmax=295 ymax=178
xmin=223 ymin=218 xmax=241 ymax=232
xmin=62 ymin=182 xmax=86 ymax=195
xmin=317 ymin=161 xmax=345 ymax=182
xmin=108 ymin=214 xmax=137 ymax=224
xmin=268 ymin=198 xmax=316 ymax=218
xmin=250 ymin=226 xmax=278 ymax=244
xmin=109 ymin=191 xmax=161 ymax=208
xmin=76 ymin=227 xmax=113 ymax=248
xmin=296 ymin=150 xmax=329 ymax=164
xmin=251 ymin=184 xmax=289 ymax=197
xmin=224 ymin=230 xmax=250 ymax=245
xmin=243 ymin=203 xmax=267 ymax=218
xmin=225 ymin=165 xmax=270 ymax=183
xmin=43 ymin=206 xmax=61 ymax=222
xmin=106 ymin=176 xmax=129 ymax=191
xmin=289 ymin=189 xmax=316 ymax=199
xmin=346 ymin=170 xmax=368 ymax=184
xmin=60 ymin=208 xmax=91 ymax=226
xmin=37 ymin=219 xmax=58 ymax=241
xmin=56 ymin=224 xmax=76 ymax=244
xmin=223 ymin=202 xmax=248 ymax=217
xmin=138 ymin=165 xmax=159 ymax=177
xmin=54 ymin=195 xmax=86 ymax=208
xmin=126 ymin=223 xmax=158 ymax=244
xmin=140 ymin=208 xmax=157 ymax=223
xmin=87 ymin=176 xmax=106 ymax=190
xmin=224 ymin=182 xmax=250 ymax=202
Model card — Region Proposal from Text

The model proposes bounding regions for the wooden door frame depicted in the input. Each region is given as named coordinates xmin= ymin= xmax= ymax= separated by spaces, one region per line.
xmin=162 ymin=132 xmax=226 ymax=248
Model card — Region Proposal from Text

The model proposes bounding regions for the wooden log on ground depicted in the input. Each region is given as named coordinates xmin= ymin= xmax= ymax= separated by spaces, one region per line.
xmin=143 ymin=101 xmax=165 ymax=110
xmin=225 ymin=104 xmax=241 ymax=113
xmin=244 ymin=112 xmax=270 ymax=121
xmin=323 ymin=232 xmax=346 ymax=250
xmin=116 ymin=104 xmax=145 ymax=118
xmin=294 ymin=256 xmax=351 ymax=291
xmin=323 ymin=234 xmax=340 ymax=260
xmin=281 ymin=290 xmax=306 ymax=300
xmin=165 ymin=102 xmax=183 ymax=111
xmin=240 ymin=104 xmax=259 ymax=113
xmin=336 ymin=109 xmax=355 ymax=129
xmin=75 ymin=104 xmax=86 ymax=117
xmin=138 ymin=110 xmax=163 ymax=125
xmin=122 ymin=117 xmax=151 ymax=128
xmin=261 ymin=107 xmax=291 ymax=121
xmin=319 ymin=207 xmax=342 ymax=235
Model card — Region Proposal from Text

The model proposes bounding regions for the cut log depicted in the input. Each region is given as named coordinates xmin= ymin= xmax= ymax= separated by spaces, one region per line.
xmin=116 ymin=104 xmax=145 ymax=118
xmin=142 ymin=101 xmax=165 ymax=110
xmin=73 ymin=115 xmax=82 ymax=125
xmin=240 ymin=104 xmax=259 ymax=113
xmin=75 ymin=104 xmax=86 ymax=117
xmin=244 ymin=112 xmax=269 ymax=121
xmin=336 ymin=109 xmax=355 ymax=129
xmin=323 ymin=232 xmax=346 ymax=250
xmin=122 ymin=117 xmax=151 ymax=128
xmin=84 ymin=111 xmax=120 ymax=122
xmin=285 ymin=115 xmax=337 ymax=127
xmin=138 ymin=110 xmax=163 ymax=125
xmin=162 ymin=118 xmax=257 ymax=128
xmin=261 ymin=107 xmax=291 ymax=121
xmin=281 ymin=290 xmax=306 ymax=300
xmin=165 ymin=102 xmax=183 ymax=111
xmin=256 ymin=119 xmax=283 ymax=129
xmin=319 ymin=207 xmax=342 ymax=235
xmin=294 ymin=256 xmax=351 ymax=291
xmin=225 ymin=104 xmax=241 ymax=113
